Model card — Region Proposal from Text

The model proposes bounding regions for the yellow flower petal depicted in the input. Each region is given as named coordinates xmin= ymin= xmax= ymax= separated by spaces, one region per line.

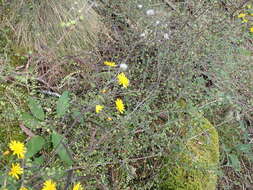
xmin=42 ymin=180 xmax=57 ymax=190
xmin=238 ymin=13 xmax=246 ymax=18
xmin=8 ymin=163 xmax=23 ymax=179
xmin=73 ymin=183 xmax=83 ymax=190
xmin=104 ymin=61 xmax=117 ymax=67
xmin=242 ymin=18 xmax=248 ymax=23
xmin=115 ymin=98 xmax=125 ymax=114
xmin=117 ymin=72 xmax=129 ymax=88
xmin=9 ymin=140 xmax=26 ymax=159
xmin=20 ymin=187 xmax=28 ymax=190
xmin=107 ymin=117 xmax=112 ymax=121
xmin=95 ymin=105 xmax=104 ymax=113
xmin=250 ymin=27 xmax=253 ymax=33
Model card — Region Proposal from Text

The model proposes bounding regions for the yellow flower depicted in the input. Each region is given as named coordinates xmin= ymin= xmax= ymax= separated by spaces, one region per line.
xmin=20 ymin=187 xmax=28 ymax=190
xmin=250 ymin=27 xmax=253 ymax=33
xmin=251 ymin=13 xmax=253 ymax=16
xmin=73 ymin=183 xmax=83 ymax=190
xmin=95 ymin=105 xmax=104 ymax=113
xmin=107 ymin=117 xmax=112 ymax=121
xmin=238 ymin=13 xmax=246 ymax=18
xmin=104 ymin=61 xmax=117 ymax=67
xmin=8 ymin=163 xmax=23 ymax=179
xmin=115 ymin=98 xmax=125 ymax=114
xmin=42 ymin=180 xmax=56 ymax=190
xmin=117 ymin=72 xmax=129 ymax=88
xmin=242 ymin=18 xmax=248 ymax=23
xmin=9 ymin=140 xmax=26 ymax=159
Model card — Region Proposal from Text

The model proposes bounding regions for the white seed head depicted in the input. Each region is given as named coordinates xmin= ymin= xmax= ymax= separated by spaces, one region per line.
xmin=164 ymin=33 xmax=170 ymax=39
xmin=140 ymin=32 xmax=146 ymax=37
xmin=137 ymin=4 xmax=143 ymax=9
xmin=146 ymin=9 xmax=155 ymax=16
xmin=119 ymin=63 xmax=128 ymax=71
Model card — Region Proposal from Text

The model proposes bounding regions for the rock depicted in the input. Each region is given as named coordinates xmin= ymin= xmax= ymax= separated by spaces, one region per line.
xmin=159 ymin=113 xmax=219 ymax=190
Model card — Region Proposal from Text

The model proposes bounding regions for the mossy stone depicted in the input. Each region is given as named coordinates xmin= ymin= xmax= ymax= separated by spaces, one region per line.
xmin=159 ymin=114 xmax=219 ymax=190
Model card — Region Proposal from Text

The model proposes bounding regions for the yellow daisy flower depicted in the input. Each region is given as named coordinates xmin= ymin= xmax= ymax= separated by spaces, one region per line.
xmin=42 ymin=180 xmax=56 ymax=190
xmin=20 ymin=187 xmax=28 ymax=190
xmin=238 ymin=13 xmax=246 ymax=18
xmin=9 ymin=140 xmax=26 ymax=159
xmin=117 ymin=72 xmax=129 ymax=88
xmin=250 ymin=27 xmax=253 ymax=33
xmin=104 ymin=61 xmax=117 ymax=67
xmin=95 ymin=105 xmax=104 ymax=113
xmin=73 ymin=183 xmax=83 ymax=190
xmin=115 ymin=98 xmax=125 ymax=114
xmin=8 ymin=163 xmax=23 ymax=179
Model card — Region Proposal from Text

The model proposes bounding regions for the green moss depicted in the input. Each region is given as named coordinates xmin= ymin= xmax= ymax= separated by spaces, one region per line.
xmin=159 ymin=114 xmax=219 ymax=190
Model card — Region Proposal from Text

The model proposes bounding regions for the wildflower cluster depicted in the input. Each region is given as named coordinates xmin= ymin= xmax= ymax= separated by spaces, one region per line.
xmin=41 ymin=180 xmax=83 ymax=190
xmin=238 ymin=4 xmax=253 ymax=33
xmin=2 ymin=140 xmax=83 ymax=189
xmin=95 ymin=61 xmax=130 ymax=116
xmin=6 ymin=140 xmax=26 ymax=180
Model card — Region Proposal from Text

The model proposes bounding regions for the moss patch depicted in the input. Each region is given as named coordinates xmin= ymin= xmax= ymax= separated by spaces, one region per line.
xmin=159 ymin=114 xmax=219 ymax=190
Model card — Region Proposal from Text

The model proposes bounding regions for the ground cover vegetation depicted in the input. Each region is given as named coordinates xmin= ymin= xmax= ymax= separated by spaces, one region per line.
xmin=0 ymin=0 xmax=253 ymax=189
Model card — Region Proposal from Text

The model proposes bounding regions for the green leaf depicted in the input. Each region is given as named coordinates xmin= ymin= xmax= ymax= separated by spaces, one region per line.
xmin=235 ymin=144 xmax=252 ymax=153
xmin=20 ymin=112 xmax=40 ymax=128
xmin=229 ymin=154 xmax=241 ymax=171
xmin=33 ymin=155 xmax=44 ymax=166
xmin=26 ymin=136 xmax=45 ymax=158
xmin=51 ymin=132 xmax=73 ymax=166
xmin=28 ymin=97 xmax=45 ymax=120
xmin=56 ymin=91 xmax=69 ymax=117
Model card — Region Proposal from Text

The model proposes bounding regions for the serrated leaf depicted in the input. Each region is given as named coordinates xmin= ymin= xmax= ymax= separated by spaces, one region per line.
xmin=51 ymin=132 xmax=73 ymax=166
xmin=26 ymin=136 xmax=45 ymax=158
xmin=56 ymin=91 xmax=69 ymax=117
xmin=28 ymin=97 xmax=45 ymax=120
